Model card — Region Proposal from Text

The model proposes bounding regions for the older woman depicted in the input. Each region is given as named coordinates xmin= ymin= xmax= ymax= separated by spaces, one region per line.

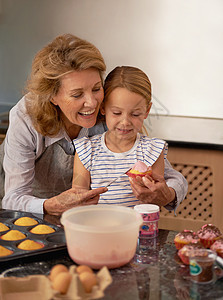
xmin=1 ymin=34 xmax=187 ymax=215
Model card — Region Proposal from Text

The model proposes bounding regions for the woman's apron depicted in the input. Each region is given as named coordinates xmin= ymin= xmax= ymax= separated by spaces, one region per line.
xmin=0 ymin=140 xmax=74 ymax=205
xmin=32 ymin=141 xmax=74 ymax=199
xmin=0 ymin=122 xmax=107 ymax=206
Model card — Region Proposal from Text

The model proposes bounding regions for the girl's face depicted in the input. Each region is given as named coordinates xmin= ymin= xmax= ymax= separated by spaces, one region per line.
xmin=51 ymin=68 xmax=104 ymax=134
xmin=101 ymin=87 xmax=151 ymax=141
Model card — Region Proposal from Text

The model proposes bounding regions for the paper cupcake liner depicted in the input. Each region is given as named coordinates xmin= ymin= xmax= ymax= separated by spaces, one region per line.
xmin=199 ymin=237 xmax=221 ymax=248
xmin=174 ymin=240 xmax=189 ymax=250
xmin=210 ymin=247 xmax=223 ymax=258
xmin=178 ymin=251 xmax=189 ymax=265
xmin=216 ymin=251 xmax=223 ymax=258
xmin=126 ymin=172 xmax=146 ymax=178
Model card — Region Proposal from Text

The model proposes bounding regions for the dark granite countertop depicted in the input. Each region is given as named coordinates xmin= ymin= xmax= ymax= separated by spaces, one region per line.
xmin=1 ymin=227 xmax=223 ymax=300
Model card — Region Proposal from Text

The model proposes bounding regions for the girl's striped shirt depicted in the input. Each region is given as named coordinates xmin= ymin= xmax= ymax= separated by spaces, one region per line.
xmin=74 ymin=132 xmax=168 ymax=207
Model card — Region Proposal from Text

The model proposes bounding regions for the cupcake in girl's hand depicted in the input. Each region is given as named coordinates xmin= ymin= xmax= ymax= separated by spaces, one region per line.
xmin=174 ymin=230 xmax=200 ymax=250
xmin=197 ymin=224 xmax=222 ymax=248
xmin=126 ymin=161 xmax=152 ymax=178
xmin=210 ymin=237 xmax=223 ymax=258
xmin=178 ymin=242 xmax=204 ymax=265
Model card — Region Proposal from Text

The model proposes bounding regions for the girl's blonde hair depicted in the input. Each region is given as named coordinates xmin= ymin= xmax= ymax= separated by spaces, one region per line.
xmin=103 ymin=66 xmax=151 ymax=135
xmin=25 ymin=34 xmax=106 ymax=136
xmin=104 ymin=66 xmax=151 ymax=106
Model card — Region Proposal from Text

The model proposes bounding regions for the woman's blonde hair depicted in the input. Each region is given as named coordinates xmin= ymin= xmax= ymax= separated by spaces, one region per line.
xmin=25 ymin=34 xmax=106 ymax=136
xmin=103 ymin=66 xmax=152 ymax=135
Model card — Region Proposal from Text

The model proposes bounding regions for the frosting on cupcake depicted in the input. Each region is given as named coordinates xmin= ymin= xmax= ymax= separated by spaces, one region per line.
xmin=210 ymin=238 xmax=223 ymax=253
xmin=178 ymin=242 xmax=205 ymax=265
xmin=175 ymin=230 xmax=200 ymax=243
xmin=197 ymin=224 xmax=222 ymax=239
xmin=127 ymin=161 xmax=152 ymax=177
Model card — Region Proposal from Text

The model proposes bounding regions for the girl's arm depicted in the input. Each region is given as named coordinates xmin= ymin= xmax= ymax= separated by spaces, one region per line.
xmin=72 ymin=152 xmax=91 ymax=190
xmin=151 ymin=150 xmax=165 ymax=176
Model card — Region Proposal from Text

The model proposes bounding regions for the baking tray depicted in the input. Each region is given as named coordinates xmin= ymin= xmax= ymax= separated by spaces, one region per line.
xmin=0 ymin=209 xmax=67 ymax=263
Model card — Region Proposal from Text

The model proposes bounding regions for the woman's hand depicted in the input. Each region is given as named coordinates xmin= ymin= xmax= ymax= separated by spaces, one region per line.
xmin=43 ymin=186 xmax=108 ymax=215
xmin=129 ymin=172 xmax=176 ymax=207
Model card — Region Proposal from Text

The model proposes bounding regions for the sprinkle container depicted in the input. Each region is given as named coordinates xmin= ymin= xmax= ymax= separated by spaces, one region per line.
xmin=134 ymin=204 xmax=160 ymax=239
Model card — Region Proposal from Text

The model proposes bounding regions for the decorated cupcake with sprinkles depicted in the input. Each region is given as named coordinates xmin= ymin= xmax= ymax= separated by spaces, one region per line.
xmin=178 ymin=242 xmax=204 ymax=265
xmin=197 ymin=224 xmax=222 ymax=248
xmin=210 ymin=237 xmax=223 ymax=258
xmin=126 ymin=161 xmax=152 ymax=178
xmin=174 ymin=230 xmax=200 ymax=250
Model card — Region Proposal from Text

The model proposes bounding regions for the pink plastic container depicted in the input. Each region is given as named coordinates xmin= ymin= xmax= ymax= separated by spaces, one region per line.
xmin=61 ymin=205 xmax=143 ymax=269
xmin=134 ymin=204 xmax=160 ymax=239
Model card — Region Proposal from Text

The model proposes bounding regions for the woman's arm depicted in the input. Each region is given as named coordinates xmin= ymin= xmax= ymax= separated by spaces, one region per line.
xmin=164 ymin=159 xmax=188 ymax=209
xmin=129 ymin=138 xmax=188 ymax=210
xmin=129 ymin=159 xmax=188 ymax=210
xmin=151 ymin=150 xmax=164 ymax=176
xmin=2 ymin=100 xmax=46 ymax=214
xmin=72 ymin=152 xmax=91 ymax=190
xmin=2 ymin=98 xmax=107 ymax=215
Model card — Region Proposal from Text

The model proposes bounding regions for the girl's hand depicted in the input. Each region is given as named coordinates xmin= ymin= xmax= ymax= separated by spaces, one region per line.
xmin=129 ymin=172 xmax=176 ymax=207
xmin=43 ymin=186 xmax=108 ymax=215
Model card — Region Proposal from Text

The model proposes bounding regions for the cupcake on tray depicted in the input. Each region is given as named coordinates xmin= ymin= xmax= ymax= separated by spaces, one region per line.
xmin=178 ymin=242 xmax=204 ymax=265
xmin=126 ymin=161 xmax=152 ymax=178
xmin=0 ymin=222 xmax=9 ymax=232
xmin=30 ymin=224 xmax=55 ymax=234
xmin=14 ymin=217 xmax=38 ymax=226
xmin=1 ymin=230 xmax=26 ymax=241
xmin=174 ymin=230 xmax=200 ymax=250
xmin=17 ymin=239 xmax=44 ymax=250
xmin=0 ymin=245 xmax=13 ymax=257
xmin=197 ymin=224 xmax=222 ymax=248
xmin=210 ymin=237 xmax=223 ymax=258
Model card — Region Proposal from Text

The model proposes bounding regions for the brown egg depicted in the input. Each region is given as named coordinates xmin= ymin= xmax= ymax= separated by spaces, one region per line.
xmin=52 ymin=272 xmax=72 ymax=294
xmin=50 ymin=264 xmax=69 ymax=281
xmin=76 ymin=265 xmax=93 ymax=275
xmin=79 ymin=271 xmax=98 ymax=293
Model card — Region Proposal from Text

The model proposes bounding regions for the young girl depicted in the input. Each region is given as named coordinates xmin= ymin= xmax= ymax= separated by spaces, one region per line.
xmin=72 ymin=66 xmax=168 ymax=207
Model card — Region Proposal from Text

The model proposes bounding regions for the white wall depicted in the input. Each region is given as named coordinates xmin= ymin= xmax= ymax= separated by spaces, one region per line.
xmin=0 ymin=0 xmax=222 ymax=143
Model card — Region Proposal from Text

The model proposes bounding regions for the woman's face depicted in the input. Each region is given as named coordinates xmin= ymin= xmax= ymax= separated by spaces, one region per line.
xmin=52 ymin=68 xmax=104 ymax=132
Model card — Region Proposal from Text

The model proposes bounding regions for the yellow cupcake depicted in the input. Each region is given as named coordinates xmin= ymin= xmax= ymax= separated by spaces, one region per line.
xmin=30 ymin=224 xmax=55 ymax=234
xmin=0 ymin=245 xmax=13 ymax=257
xmin=14 ymin=217 xmax=38 ymax=226
xmin=0 ymin=222 xmax=9 ymax=232
xmin=17 ymin=239 xmax=44 ymax=250
xmin=1 ymin=230 xmax=26 ymax=241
